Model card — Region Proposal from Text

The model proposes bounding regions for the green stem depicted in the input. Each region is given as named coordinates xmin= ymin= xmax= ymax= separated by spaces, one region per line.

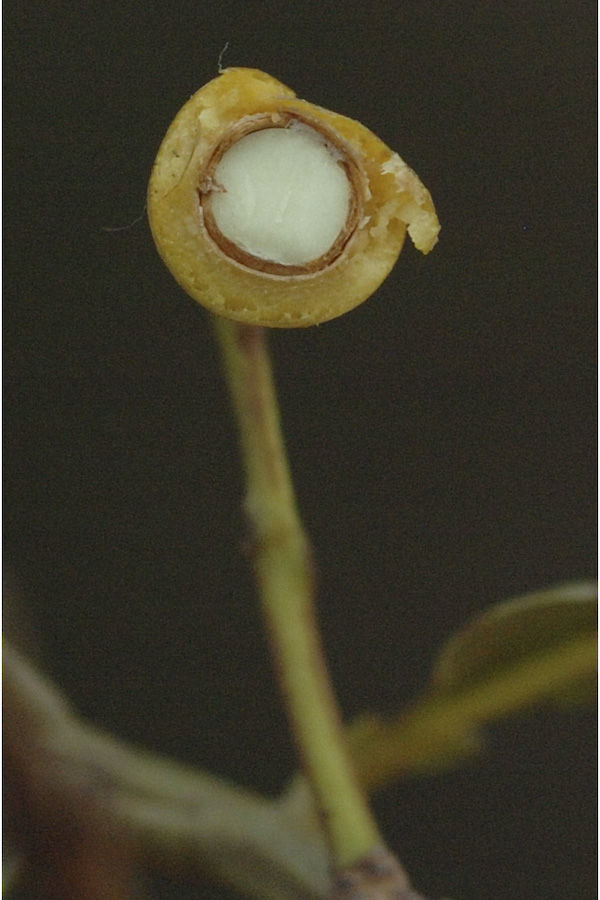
xmin=213 ymin=317 xmax=382 ymax=868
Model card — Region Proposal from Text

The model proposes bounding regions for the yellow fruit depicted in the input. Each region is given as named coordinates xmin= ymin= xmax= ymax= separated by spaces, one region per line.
xmin=148 ymin=68 xmax=439 ymax=327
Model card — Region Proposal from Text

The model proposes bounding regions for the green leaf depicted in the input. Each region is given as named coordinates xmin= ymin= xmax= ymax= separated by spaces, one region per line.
xmin=349 ymin=581 xmax=597 ymax=792
xmin=431 ymin=580 xmax=597 ymax=702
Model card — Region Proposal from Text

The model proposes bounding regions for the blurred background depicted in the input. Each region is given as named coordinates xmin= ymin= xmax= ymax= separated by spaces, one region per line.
xmin=4 ymin=2 xmax=596 ymax=898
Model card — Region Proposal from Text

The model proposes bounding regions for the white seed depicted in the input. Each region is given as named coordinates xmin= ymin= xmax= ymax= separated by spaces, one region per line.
xmin=210 ymin=126 xmax=351 ymax=266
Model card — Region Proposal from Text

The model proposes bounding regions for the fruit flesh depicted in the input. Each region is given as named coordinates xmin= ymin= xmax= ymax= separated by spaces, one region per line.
xmin=210 ymin=126 xmax=351 ymax=267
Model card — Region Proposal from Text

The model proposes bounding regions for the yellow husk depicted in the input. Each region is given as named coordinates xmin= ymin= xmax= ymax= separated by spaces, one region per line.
xmin=148 ymin=68 xmax=440 ymax=327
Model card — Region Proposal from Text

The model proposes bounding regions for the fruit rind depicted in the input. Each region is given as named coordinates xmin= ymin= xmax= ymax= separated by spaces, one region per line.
xmin=148 ymin=68 xmax=440 ymax=327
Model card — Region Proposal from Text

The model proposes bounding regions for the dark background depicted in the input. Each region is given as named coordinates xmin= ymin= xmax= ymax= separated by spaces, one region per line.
xmin=4 ymin=2 xmax=596 ymax=898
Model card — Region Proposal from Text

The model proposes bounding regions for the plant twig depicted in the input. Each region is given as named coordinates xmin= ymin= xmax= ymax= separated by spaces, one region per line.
xmin=212 ymin=317 xmax=409 ymax=887
xmin=3 ymin=640 xmax=329 ymax=899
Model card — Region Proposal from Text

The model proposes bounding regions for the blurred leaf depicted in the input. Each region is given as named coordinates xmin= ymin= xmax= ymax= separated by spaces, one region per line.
xmin=349 ymin=581 xmax=597 ymax=792
xmin=431 ymin=580 xmax=597 ymax=702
